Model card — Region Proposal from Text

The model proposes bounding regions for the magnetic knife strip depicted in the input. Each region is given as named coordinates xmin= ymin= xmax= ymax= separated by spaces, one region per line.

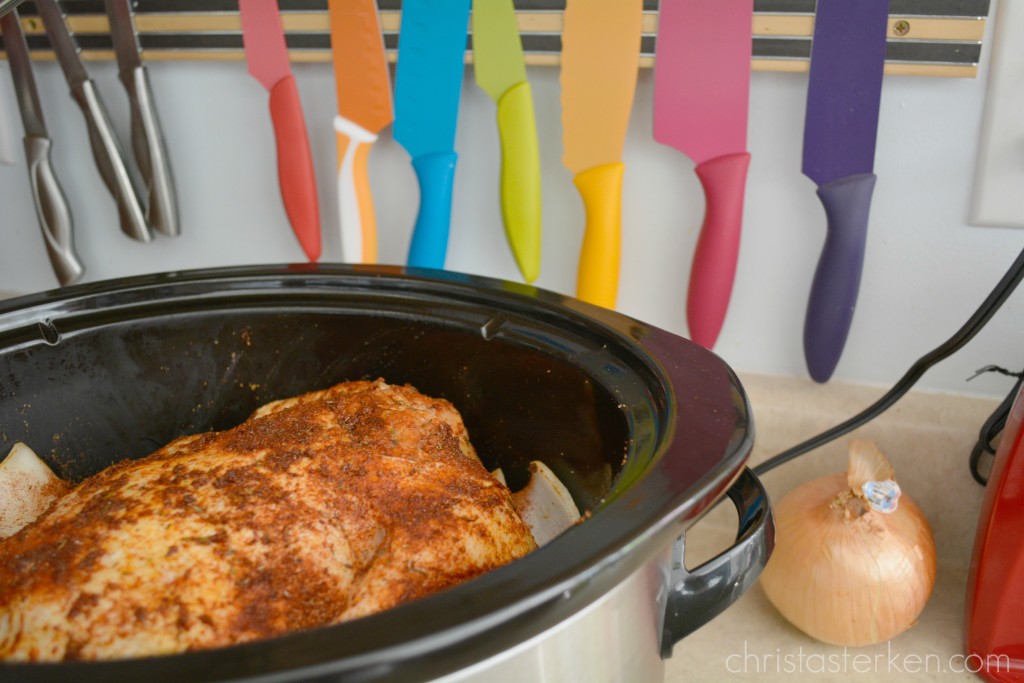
xmin=0 ymin=0 xmax=991 ymax=78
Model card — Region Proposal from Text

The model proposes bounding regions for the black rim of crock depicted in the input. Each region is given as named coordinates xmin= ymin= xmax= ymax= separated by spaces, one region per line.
xmin=0 ymin=264 xmax=753 ymax=683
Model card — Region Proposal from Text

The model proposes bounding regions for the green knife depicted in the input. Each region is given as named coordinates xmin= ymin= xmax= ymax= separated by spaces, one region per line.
xmin=472 ymin=0 xmax=542 ymax=283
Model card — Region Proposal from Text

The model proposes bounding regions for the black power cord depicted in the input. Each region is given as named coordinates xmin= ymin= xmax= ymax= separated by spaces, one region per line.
xmin=753 ymin=245 xmax=1024 ymax=477
xmin=968 ymin=367 xmax=1024 ymax=485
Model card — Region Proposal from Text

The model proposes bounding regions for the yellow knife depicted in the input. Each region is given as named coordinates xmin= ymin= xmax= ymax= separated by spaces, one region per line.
xmin=328 ymin=0 xmax=393 ymax=263
xmin=472 ymin=0 xmax=542 ymax=283
xmin=560 ymin=0 xmax=643 ymax=308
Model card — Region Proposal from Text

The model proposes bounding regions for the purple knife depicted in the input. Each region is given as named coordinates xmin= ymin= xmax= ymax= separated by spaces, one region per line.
xmin=801 ymin=0 xmax=890 ymax=383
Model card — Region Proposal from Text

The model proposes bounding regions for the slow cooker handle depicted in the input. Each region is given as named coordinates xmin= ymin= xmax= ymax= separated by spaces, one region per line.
xmin=660 ymin=467 xmax=774 ymax=657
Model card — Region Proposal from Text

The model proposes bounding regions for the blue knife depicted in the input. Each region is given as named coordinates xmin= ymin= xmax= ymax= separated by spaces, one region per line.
xmin=393 ymin=0 xmax=471 ymax=269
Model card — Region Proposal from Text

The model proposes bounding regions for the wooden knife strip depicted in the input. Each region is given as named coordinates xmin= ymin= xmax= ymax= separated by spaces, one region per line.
xmin=27 ymin=0 xmax=994 ymax=15
xmin=13 ymin=48 xmax=975 ymax=80
xmin=9 ymin=11 xmax=985 ymax=43
xmin=19 ymin=29 xmax=977 ymax=67
xmin=2 ymin=7 xmax=986 ymax=78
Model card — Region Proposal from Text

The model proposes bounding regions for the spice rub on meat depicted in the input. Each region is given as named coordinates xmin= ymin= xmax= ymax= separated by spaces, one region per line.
xmin=0 ymin=380 xmax=537 ymax=662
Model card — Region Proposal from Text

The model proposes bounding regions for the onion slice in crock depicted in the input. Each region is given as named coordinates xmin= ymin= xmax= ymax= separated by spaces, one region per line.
xmin=0 ymin=442 xmax=70 ymax=538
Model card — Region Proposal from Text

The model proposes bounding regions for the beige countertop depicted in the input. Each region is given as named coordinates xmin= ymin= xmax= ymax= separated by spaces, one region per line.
xmin=666 ymin=373 xmax=999 ymax=681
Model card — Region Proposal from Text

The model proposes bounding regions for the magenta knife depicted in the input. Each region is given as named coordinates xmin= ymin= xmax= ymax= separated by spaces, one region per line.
xmin=239 ymin=0 xmax=321 ymax=262
xmin=653 ymin=0 xmax=753 ymax=349
xmin=802 ymin=0 xmax=890 ymax=382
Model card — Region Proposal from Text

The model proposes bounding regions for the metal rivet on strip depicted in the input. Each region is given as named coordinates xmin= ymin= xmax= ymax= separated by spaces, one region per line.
xmin=37 ymin=320 xmax=60 ymax=346
xmin=480 ymin=316 xmax=507 ymax=341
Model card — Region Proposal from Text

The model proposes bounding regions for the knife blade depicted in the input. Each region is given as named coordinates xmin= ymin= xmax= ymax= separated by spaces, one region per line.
xmin=1 ymin=8 xmax=84 ymax=285
xmin=35 ymin=0 xmax=152 ymax=243
xmin=104 ymin=0 xmax=180 ymax=238
xmin=560 ymin=0 xmax=643 ymax=308
xmin=653 ymin=0 xmax=752 ymax=348
xmin=328 ymin=0 xmax=392 ymax=264
xmin=473 ymin=0 xmax=541 ymax=283
xmin=393 ymin=0 xmax=471 ymax=269
xmin=801 ymin=0 xmax=890 ymax=382
xmin=239 ymin=0 xmax=321 ymax=262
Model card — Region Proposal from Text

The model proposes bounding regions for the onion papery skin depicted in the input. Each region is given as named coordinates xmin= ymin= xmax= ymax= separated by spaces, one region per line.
xmin=759 ymin=473 xmax=937 ymax=646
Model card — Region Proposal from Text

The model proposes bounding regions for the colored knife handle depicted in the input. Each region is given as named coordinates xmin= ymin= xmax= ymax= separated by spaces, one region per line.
xmin=574 ymin=162 xmax=624 ymax=309
xmin=407 ymin=151 xmax=458 ymax=270
xmin=70 ymin=79 xmax=152 ymax=243
xmin=269 ymin=74 xmax=322 ymax=262
xmin=804 ymin=173 xmax=877 ymax=383
xmin=121 ymin=64 xmax=180 ymax=237
xmin=24 ymin=135 xmax=84 ymax=286
xmin=496 ymin=81 xmax=542 ymax=283
xmin=334 ymin=115 xmax=378 ymax=264
xmin=686 ymin=152 xmax=751 ymax=348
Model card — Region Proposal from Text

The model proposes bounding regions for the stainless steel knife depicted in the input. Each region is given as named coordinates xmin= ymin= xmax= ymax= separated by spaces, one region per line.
xmin=35 ymin=0 xmax=153 ymax=243
xmin=104 ymin=0 xmax=179 ymax=237
xmin=1 ymin=8 xmax=84 ymax=285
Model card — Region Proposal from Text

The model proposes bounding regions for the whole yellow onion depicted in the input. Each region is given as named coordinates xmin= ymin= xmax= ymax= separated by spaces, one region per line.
xmin=759 ymin=439 xmax=936 ymax=646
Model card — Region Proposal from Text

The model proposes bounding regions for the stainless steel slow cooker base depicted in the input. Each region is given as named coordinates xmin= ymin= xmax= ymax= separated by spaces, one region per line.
xmin=0 ymin=264 xmax=772 ymax=683
xmin=435 ymin=553 xmax=668 ymax=683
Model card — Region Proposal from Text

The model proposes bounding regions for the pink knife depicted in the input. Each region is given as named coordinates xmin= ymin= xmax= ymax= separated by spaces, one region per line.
xmin=239 ymin=0 xmax=321 ymax=262
xmin=653 ymin=0 xmax=753 ymax=348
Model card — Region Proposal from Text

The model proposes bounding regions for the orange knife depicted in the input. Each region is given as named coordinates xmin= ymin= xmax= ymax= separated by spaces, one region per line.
xmin=328 ymin=0 xmax=393 ymax=264
xmin=560 ymin=0 xmax=643 ymax=308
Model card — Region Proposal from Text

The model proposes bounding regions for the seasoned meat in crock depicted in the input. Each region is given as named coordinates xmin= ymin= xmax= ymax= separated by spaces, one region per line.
xmin=0 ymin=380 xmax=536 ymax=661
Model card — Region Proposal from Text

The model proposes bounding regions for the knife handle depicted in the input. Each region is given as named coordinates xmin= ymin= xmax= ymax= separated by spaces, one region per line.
xmin=574 ymin=162 xmax=624 ymax=309
xmin=70 ymin=79 xmax=152 ymax=243
xmin=686 ymin=152 xmax=751 ymax=349
xmin=122 ymin=65 xmax=180 ymax=238
xmin=804 ymin=173 xmax=877 ymax=383
xmin=24 ymin=135 xmax=85 ymax=286
xmin=334 ymin=115 xmax=378 ymax=264
xmin=269 ymin=74 xmax=321 ymax=262
xmin=407 ymin=151 xmax=458 ymax=270
xmin=496 ymin=81 xmax=542 ymax=283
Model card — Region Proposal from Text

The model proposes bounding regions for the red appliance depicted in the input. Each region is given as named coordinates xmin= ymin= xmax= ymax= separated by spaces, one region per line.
xmin=966 ymin=381 xmax=1024 ymax=681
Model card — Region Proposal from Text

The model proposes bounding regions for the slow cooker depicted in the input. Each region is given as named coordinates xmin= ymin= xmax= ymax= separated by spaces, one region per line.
xmin=0 ymin=265 xmax=773 ymax=682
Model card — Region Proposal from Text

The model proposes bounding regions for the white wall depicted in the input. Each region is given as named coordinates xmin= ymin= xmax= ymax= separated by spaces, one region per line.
xmin=1 ymin=9 xmax=1021 ymax=399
